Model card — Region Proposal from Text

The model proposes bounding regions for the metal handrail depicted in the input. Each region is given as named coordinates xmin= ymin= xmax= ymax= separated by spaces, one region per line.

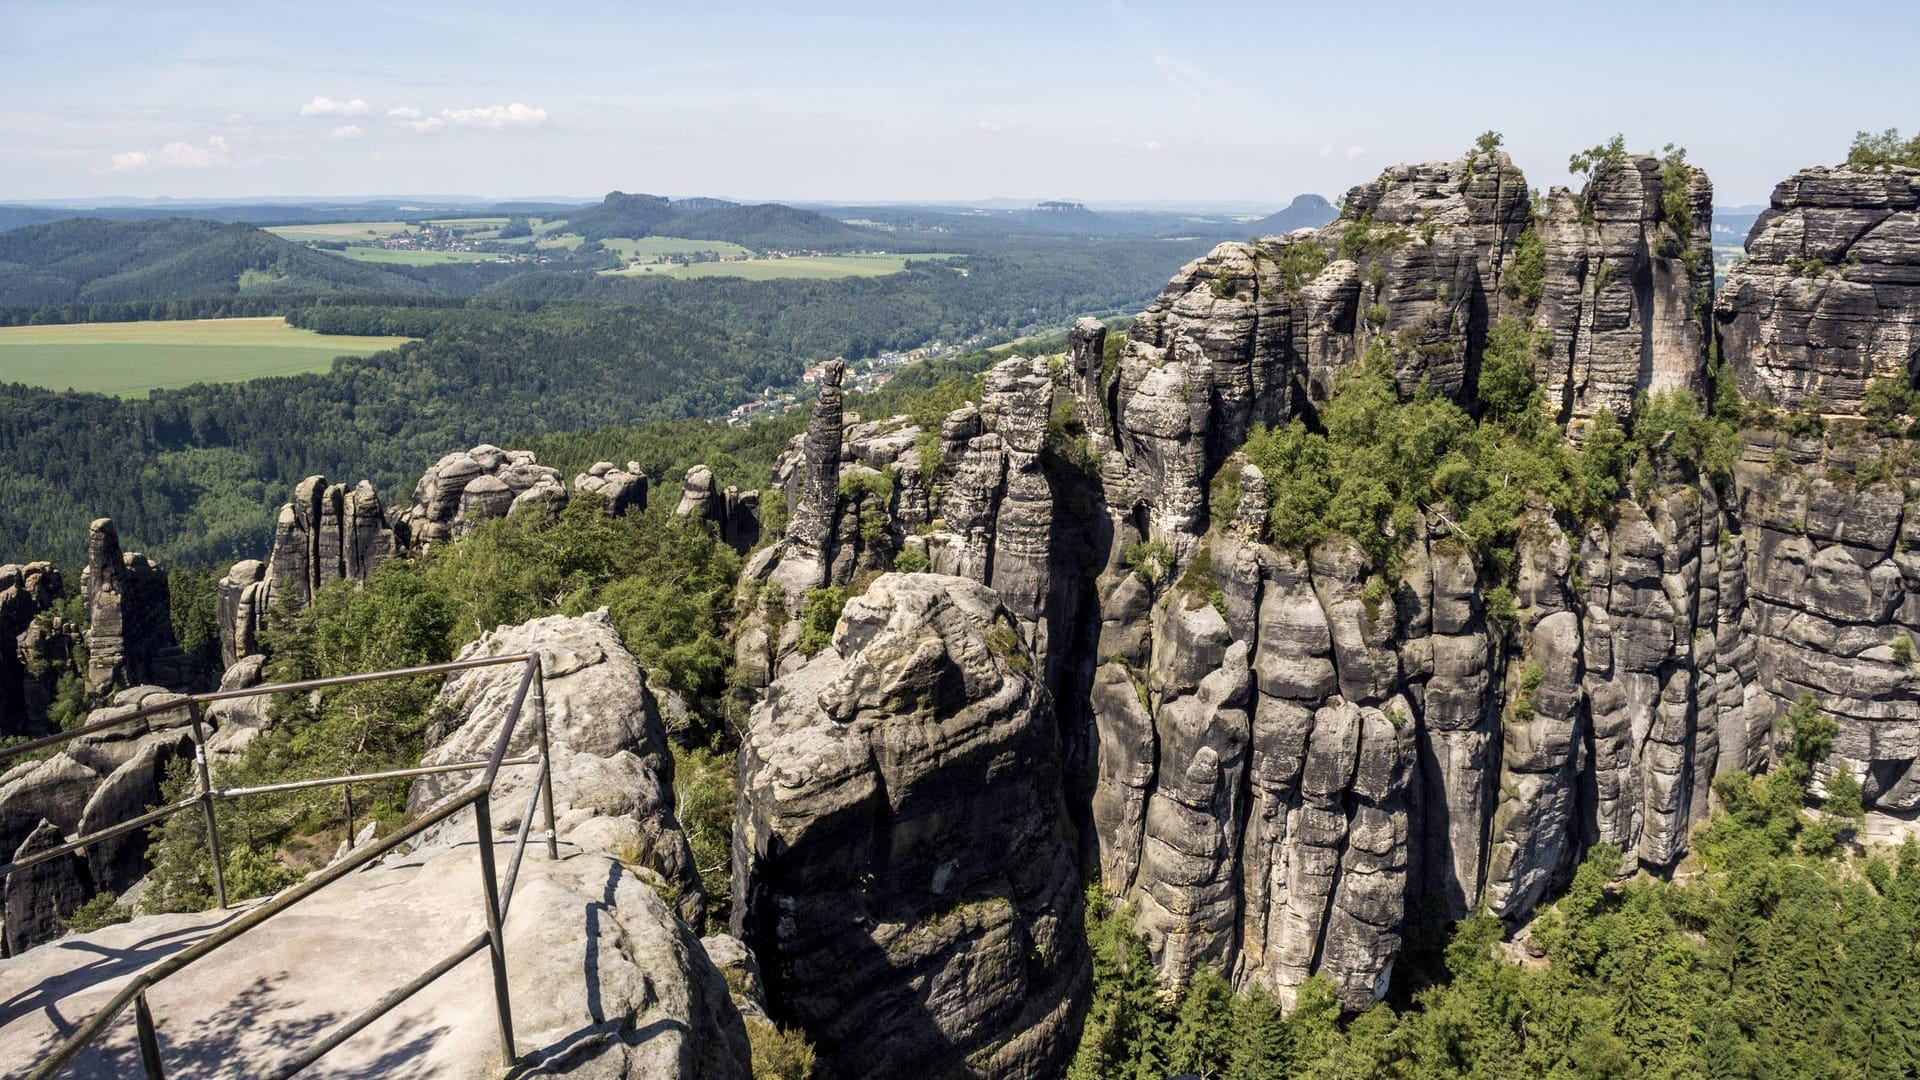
xmin=8 ymin=651 xmax=560 ymax=1079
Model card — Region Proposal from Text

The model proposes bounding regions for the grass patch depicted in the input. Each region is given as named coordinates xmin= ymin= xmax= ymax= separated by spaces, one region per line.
xmin=604 ymin=253 xmax=958 ymax=281
xmin=331 ymin=247 xmax=511 ymax=266
xmin=0 ymin=316 xmax=414 ymax=396
xmin=262 ymin=221 xmax=413 ymax=241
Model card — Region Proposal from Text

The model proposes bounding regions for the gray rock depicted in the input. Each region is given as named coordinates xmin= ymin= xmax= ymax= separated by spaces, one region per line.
xmin=732 ymin=574 xmax=1085 ymax=1080
xmin=0 ymin=845 xmax=750 ymax=1079
xmin=407 ymin=610 xmax=704 ymax=929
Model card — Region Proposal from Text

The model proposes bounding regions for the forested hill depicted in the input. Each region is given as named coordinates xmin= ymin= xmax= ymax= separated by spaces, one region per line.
xmin=0 ymin=303 xmax=783 ymax=566
xmin=0 ymin=218 xmax=429 ymax=307
xmin=563 ymin=191 xmax=883 ymax=250
xmin=485 ymin=237 xmax=1212 ymax=356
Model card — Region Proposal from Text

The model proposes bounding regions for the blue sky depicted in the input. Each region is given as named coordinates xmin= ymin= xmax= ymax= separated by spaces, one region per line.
xmin=0 ymin=0 xmax=1913 ymax=207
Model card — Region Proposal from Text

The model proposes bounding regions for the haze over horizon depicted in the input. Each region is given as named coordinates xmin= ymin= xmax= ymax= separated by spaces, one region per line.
xmin=2 ymin=0 xmax=1916 ymax=208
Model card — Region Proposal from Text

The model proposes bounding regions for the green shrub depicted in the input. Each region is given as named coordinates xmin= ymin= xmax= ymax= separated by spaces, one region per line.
xmin=1505 ymin=224 xmax=1545 ymax=307
xmin=1270 ymin=240 xmax=1328 ymax=295
xmin=1657 ymin=143 xmax=1695 ymax=236
xmin=671 ymin=742 xmax=736 ymax=932
xmin=796 ymin=586 xmax=848 ymax=657
xmin=1513 ymin=660 xmax=1544 ymax=720
xmin=747 ymin=1018 xmax=818 ymax=1079
xmin=1568 ymin=133 xmax=1628 ymax=186
xmin=61 ymin=893 xmax=132 ymax=934
xmin=1209 ymin=269 xmax=1235 ymax=299
xmin=1124 ymin=541 xmax=1174 ymax=586
xmin=1847 ymin=127 xmax=1920 ymax=169
xmin=1894 ymin=634 xmax=1914 ymax=665
xmin=892 ymin=545 xmax=929 ymax=574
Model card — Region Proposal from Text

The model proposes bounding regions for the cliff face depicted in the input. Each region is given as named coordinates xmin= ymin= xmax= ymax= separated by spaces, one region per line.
xmin=732 ymin=574 xmax=1085 ymax=1080
xmin=1 ymin=562 xmax=65 ymax=738
xmin=80 ymin=520 xmax=190 ymax=699
xmin=730 ymin=149 xmax=1920 ymax=1038
xmin=1717 ymin=164 xmax=1920 ymax=413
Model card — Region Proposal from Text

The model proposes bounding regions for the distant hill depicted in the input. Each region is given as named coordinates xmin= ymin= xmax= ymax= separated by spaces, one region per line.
xmin=0 ymin=218 xmax=429 ymax=307
xmin=1246 ymin=194 xmax=1338 ymax=235
xmin=671 ymin=203 xmax=883 ymax=251
xmin=563 ymin=193 xmax=883 ymax=251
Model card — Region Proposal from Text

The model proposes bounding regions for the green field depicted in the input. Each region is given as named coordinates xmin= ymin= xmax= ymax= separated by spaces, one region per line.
xmin=604 ymin=236 xmax=754 ymax=261
xmin=603 ymin=252 xmax=958 ymax=280
xmin=0 ymin=317 xmax=415 ymax=397
xmin=331 ymin=247 xmax=511 ymax=266
xmin=263 ymin=221 xmax=413 ymax=241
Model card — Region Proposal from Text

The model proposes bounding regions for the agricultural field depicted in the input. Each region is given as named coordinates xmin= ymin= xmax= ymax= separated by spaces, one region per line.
xmin=331 ymin=247 xmax=512 ymax=266
xmin=0 ymin=317 xmax=414 ymax=396
xmin=263 ymin=221 xmax=414 ymax=241
xmin=604 ymin=236 xmax=753 ymax=261
xmin=604 ymin=252 xmax=958 ymax=280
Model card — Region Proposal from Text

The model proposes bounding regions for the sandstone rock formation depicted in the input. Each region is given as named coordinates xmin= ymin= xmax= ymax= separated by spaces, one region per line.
xmin=732 ymin=574 xmax=1086 ymax=1080
xmin=0 ymin=687 xmax=194 ymax=955
xmin=2 ymin=561 xmax=65 ymax=738
xmin=217 ymin=476 xmax=399 ymax=668
xmin=1533 ymin=153 xmax=1715 ymax=426
xmin=80 ymin=520 xmax=190 ymax=698
xmin=726 ymin=149 xmax=1920 ymax=1025
xmin=1717 ymin=163 xmax=1920 ymax=414
xmin=395 ymin=444 xmax=568 ymax=550
xmin=574 ymin=459 xmax=649 ymax=516
xmin=0 ymin=845 xmax=751 ymax=1079
xmin=674 ymin=464 xmax=761 ymax=553
xmin=407 ymin=610 xmax=705 ymax=929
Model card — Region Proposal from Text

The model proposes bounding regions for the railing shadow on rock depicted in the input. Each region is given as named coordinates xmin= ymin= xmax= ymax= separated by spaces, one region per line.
xmin=0 ymin=652 xmax=560 ymax=1080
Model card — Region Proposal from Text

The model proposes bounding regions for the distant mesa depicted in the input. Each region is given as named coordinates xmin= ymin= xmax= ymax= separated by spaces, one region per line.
xmin=1246 ymin=192 xmax=1338 ymax=235
xmin=563 ymin=191 xmax=884 ymax=251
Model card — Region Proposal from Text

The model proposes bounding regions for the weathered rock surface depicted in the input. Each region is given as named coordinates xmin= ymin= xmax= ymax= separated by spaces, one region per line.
xmin=396 ymin=444 xmax=568 ymax=550
xmin=0 ymin=687 xmax=194 ymax=955
xmin=732 ymin=573 xmax=1086 ymax=1080
xmin=574 ymin=459 xmax=650 ymax=517
xmin=720 ymin=150 xmax=1920 ymax=1027
xmin=0 ymin=844 xmax=751 ymax=1079
xmin=217 ymin=476 xmax=399 ymax=669
xmin=80 ymin=520 xmax=190 ymax=698
xmin=1533 ymin=153 xmax=1715 ymax=426
xmin=674 ymin=465 xmax=761 ymax=553
xmin=2 ymin=561 xmax=66 ymax=737
xmin=407 ymin=610 xmax=705 ymax=929
xmin=1717 ymin=164 xmax=1920 ymax=413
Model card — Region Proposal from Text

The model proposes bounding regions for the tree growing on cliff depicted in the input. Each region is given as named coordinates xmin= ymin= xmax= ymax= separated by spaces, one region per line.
xmin=1568 ymin=133 xmax=1629 ymax=185
xmin=1847 ymin=127 xmax=1920 ymax=169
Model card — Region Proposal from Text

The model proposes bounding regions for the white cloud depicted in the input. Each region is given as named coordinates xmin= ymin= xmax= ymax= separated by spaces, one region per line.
xmin=1345 ymin=145 xmax=1365 ymax=159
xmin=110 ymin=134 xmax=233 ymax=170
xmin=443 ymin=102 xmax=548 ymax=129
xmin=1146 ymin=140 xmax=1163 ymax=152
xmin=328 ymin=125 xmax=362 ymax=140
xmin=1319 ymin=146 xmax=1333 ymax=158
xmin=388 ymin=107 xmax=444 ymax=133
xmin=388 ymin=102 xmax=547 ymax=133
xmin=977 ymin=120 xmax=1001 ymax=133
xmin=300 ymin=96 xmax=369 ymax=117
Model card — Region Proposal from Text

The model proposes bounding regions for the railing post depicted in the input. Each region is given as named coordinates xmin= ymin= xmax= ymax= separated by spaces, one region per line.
xmin=472 ymin=796 xmax=516 ymax=1066
xmin=533 ymin=660 xmax=558 ymax=861
xmin=187 ymin=701 xmax=227 ymax=910
xmin=134 ymin=990 xmax=166 ymax=1080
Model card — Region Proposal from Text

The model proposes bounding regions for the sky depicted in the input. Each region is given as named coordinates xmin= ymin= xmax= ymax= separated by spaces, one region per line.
xmin=0 ymin=0 xmax=1914 ymax=208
